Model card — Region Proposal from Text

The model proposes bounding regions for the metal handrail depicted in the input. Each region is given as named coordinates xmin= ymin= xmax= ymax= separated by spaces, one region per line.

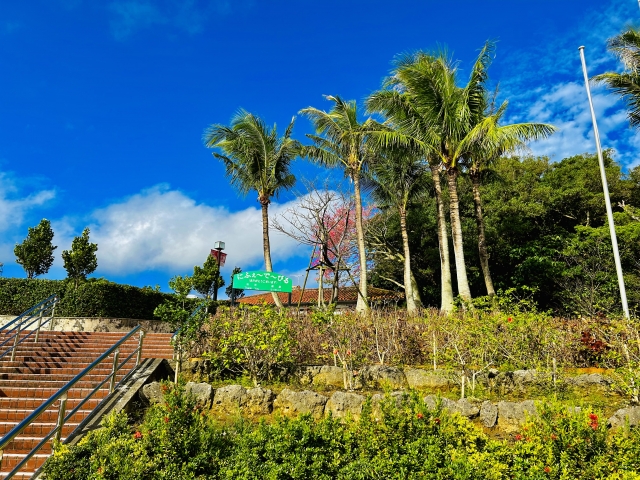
xmin=171 ymin=303 xmax=206 ymax=383
xmin=0 ymin=295 xmax=59 ymax=362
xmin=0 ymin=325 xmax=146 ymax=479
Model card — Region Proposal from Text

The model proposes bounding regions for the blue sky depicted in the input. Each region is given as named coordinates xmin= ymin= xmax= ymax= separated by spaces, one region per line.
xmin=0 ymin=0 xmax=638 ymax=293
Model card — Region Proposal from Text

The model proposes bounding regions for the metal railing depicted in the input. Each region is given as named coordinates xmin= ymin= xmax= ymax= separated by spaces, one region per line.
xmin=0 ymin=326 xmax=146 ymax=479
xmin=171 ymin=304 xmax=206 ymax=383
xmin=0 ymin=295 xmax=59 ymax=362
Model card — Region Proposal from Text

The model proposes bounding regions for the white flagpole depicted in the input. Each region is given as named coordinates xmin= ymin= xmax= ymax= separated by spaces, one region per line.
xmin=579 ymin=46 xmax=630 ymax=319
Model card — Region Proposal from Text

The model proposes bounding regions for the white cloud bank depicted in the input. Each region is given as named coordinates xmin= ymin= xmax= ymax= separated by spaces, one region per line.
xmin=512 ymin=81 xmax=637 ymax=164
xmin=0 ymin=173 xmax=55 ymax=233
xmin=74 ymin=185 xmax=306 ymax=275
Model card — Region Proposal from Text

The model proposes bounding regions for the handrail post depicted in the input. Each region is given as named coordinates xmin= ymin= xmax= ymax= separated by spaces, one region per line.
xmin=34 ymin=309 xmax=44 ymax=343
xmin=49 ymin=301 xmax=57 ymax=331
xmin=54 ymin=393 xmax=68 ymax=444
xmin=10 ymin=321 xmax=22 ymax=362
xmin=109 ymin=349 xmax=120 ymax=393
xmin=136 ymin=330 xmax=146 ymax=367
xmin=174 ymin=343 xmax=181 ymax=384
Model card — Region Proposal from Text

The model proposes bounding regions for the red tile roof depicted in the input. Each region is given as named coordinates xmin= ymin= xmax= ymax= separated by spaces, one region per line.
xmin=237 ymin=286 xmax=403 ymax=306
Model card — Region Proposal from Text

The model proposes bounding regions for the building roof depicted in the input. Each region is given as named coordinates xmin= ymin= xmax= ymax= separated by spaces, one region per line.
xmin=237 ymin=286 xmax=403 ymax=306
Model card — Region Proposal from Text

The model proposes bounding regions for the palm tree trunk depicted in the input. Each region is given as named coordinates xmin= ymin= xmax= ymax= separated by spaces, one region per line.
xmin=446 ymin=166 xmax=472 ymax=302
xmin=399 ymin=205 xmax=420 ymax=314
xmin=471 ymin=171 xmax=495 ymax=296
xmin=409 ymin=269 xmax=423 ymax=307
xmin=353 ymin=174 xmax=369 ymax=313
xmin=431 ymin=164 xmax=454 ymax=312
xmin=261 ymin=201 xmax=284 ymax=308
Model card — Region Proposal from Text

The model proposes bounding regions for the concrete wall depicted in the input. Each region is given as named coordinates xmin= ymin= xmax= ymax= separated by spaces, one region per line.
xmin=0 ymin=315 xmax=173 ymax=333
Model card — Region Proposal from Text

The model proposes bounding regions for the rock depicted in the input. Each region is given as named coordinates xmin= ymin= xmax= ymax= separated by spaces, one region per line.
xmin=480 ymin=401 xmax=498 ymax=428
xmin=326 ymin=391 xmax=366 ymax=420
xmin=274 ymin=389 xmax=328 ymax=419
xmin=423 ymin=395 xmax=457 ymax=412
xmin=359 ymin=365 xmax=407 ymax=389
xmin=212 ymin=385 xmax=247 ymax=413
xmin=513 ymin=370 xmax=538 ymax=384
xmin=244 ymin=387 xmax=275 ymax=415
xmin=404 ymin=368 xmax=452 ymax=389
xmin=140 ymin=381 xmax=164 ymax=405
xmin=296 ymin=366 xmax=322 ymax=385
xmin=455 ymin=398 xmax=480 ymax=418
xmin=566 ymin=374 xmax=611 ymax=387
xmin=608 ymin=406 xmax=640 ymax=429
xmin=312 ymin=366 xmax=345 ymax=388
xmin=497 ymin=400 xmax=537 ymax=431
xmin=185 ymin=382 xmax=214 ymax=407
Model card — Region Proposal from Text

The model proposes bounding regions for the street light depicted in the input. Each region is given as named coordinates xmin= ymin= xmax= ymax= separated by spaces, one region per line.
xmin=212 ymin=241 xmax=225 ymax=302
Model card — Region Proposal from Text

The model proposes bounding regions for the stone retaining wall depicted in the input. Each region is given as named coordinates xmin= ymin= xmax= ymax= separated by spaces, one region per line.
xmin=140 ymin=380 xmax=640 ymax=432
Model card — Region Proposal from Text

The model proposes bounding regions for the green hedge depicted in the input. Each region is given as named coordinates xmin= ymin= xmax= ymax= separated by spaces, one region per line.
xmin=0 ymin=278 xmax=181 ymax=319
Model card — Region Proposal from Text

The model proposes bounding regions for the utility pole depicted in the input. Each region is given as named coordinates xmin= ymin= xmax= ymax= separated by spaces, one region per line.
xmin=579 ymin=46 xmax=630 ymax=319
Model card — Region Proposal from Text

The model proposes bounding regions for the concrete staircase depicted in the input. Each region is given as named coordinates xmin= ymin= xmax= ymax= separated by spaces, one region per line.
xmin=0 ymin=330 xmax=174 ymax=479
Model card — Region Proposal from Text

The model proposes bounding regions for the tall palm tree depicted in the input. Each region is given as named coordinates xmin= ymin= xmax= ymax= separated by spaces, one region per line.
xmin=465 ymin=100 xmax=556 ymax=296
xmin=300 ymin=96 xmax=379 ymax=313
xmin=369 ymin=144 xmax=429 ymax=314
xmin=593 ymin=27 xmax=640 ymax=129
xmin=367 ymin=59 xmax=454 ymax=312
xmin=368 ymin=44 xmax=495 ymax=305
xmin=203 ymin=110 xmax=301 ymax=308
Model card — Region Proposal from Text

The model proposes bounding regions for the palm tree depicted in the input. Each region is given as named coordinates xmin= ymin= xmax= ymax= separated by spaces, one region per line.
xmin=368 ymin=44 xmax=495 ymax=306
xmin=369 ymin=144 xmax=429 ymax=314
xmin=300 ymin=96 xmax=380 ymax=313
xmin=203 ymin=110 xmax=301 ymax=308
xmin=593 ymin=27 xmax=640 ymax=129
xmin=465 ymin=99 xmax=556 ymax=296
xmin=367 ymin=58 xmax=454 ymax=312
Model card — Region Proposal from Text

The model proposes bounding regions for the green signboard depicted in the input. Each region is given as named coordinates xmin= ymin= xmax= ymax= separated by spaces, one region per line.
xmin=232 ymin=271 xmax=293 ymax=293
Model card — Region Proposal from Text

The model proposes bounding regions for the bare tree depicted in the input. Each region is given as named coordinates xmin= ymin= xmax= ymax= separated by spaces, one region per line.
xmin=271 ymin=180 xmax=360 ymax=306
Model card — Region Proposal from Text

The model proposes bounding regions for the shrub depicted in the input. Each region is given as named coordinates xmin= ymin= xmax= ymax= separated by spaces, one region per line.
xmin=202 ymin=304 xmax=294 ymax=386
xmin=0 ymin=277 xmax=185 ymax=320
xmin=42 ymin=390 xmax=640 ymax=480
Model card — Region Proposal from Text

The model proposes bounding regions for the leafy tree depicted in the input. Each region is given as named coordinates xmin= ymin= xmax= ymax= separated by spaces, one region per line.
xmin=14 ymin=219 xmax=57 ymax=279
xmin=62 ymin=228 xmax=98 ymax=288
xmin=464 ymin=98 xmax=555 ymax=296
xmin=594 ymin=27 xmax=640 ymax=129
xmin=225 ymin=266 xmax=245 ymax=303
xmin=192 ymin=254 xmax=225 ymax=300
xmin=204 ymin=111 xmax=301 ymax=308
xmin=300 ymin=96 xmax=382 ymax=313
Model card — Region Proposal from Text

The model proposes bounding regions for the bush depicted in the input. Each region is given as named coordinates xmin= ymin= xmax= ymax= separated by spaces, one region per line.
xmin=42 ymin=389 xmax=640 ymax=480
xmin=0 ymin=277 xmax=185 ymax=320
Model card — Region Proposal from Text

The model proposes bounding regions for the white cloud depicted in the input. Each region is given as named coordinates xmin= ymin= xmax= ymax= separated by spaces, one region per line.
xmin=513 ymin=80 xmax=637 ymax=163
xmin=0 ymin=173 xmax=55 ymax=233
xmin=72 ymin=185 xmax=307 ymax=275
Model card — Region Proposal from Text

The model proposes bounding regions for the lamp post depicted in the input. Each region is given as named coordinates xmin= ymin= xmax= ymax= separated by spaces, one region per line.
xmin=212 ymin=241 xmax=225 ymax=302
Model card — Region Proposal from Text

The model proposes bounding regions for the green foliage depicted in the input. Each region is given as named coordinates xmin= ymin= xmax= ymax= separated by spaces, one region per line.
xmin=203 ymin=304 xmax=293 ymax=386
xmin=14 ymin=218 xmax=57 ymax=279
xmin=154 ymin=275 xmax=212 ymax=342
xmin=0 ymin=277 xmax=178 ymax=319
xmin=43 ymin=390 xmax=640 ymax=480
xmin=192 ymin=255 xmax=225 ymax=300
xmin=43 ymin=383 xmax=220 ymax=480
xmin=225 ymin=266 xmax=245 ymax=302
xmin=62 ymin=228 xmax=98 ymax=288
